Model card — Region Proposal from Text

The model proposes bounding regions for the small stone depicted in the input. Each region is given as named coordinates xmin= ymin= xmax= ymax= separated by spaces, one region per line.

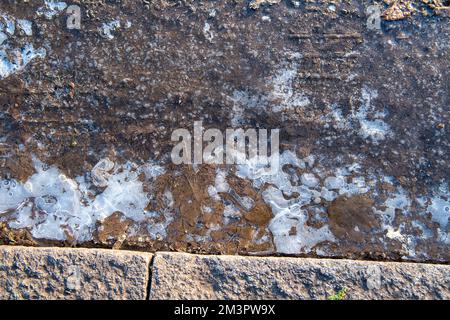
xmin=365 ymin=265 xmax=382 ymax=290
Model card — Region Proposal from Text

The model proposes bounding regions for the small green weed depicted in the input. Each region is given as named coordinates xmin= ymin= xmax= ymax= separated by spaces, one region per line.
xmin=328 ymin=288 xmax=348 ymax=300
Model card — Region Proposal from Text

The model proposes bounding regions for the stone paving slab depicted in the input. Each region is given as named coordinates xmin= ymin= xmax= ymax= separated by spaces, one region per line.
xmin=1 ymin=246 xmax=448 ymax=300
xmin=0 ymin=246 xmax=152 ymax=300
xmin=150 ymin=252 xmax=450 ymax=300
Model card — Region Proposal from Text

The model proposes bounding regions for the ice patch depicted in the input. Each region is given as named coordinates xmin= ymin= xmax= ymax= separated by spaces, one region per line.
xmin=355 ymin=87 xmax=392 ymax=143
xmin=230 ymin=90 xmax=265 ymax=127
xmin=229 ymin=60 xmax=310 ymax=126
xmin=223 ymin=201 xmax=241 ymax=225
xmin=2 ymin=157 xmax=165 ymax=242
xmin=385 ymin=225 xmax=405 ymax=241
xmin=326 ymin=104 xmax=349 ymax=130
xmin=203 ymin=22 xmax=214 ymax=42
xmin=100 ymin=20 xmax=121 ymax=40
xmin=426 ymin=184 xmax=449 ymax=233
xmin=6 ymin=158 xmax=89 ymax=240
xmin=17 ymin=19 xmax=33 ymax=36
xmin=91 ymin=158 xmax=115 ymax=188
xmin=300 ymin=173 xmax=319 ymax=188
xmin=90 ymin=162 xmax=150 ymax=223
xmin=322 ymin=87 xmax=392 ymax=143
xmin=359 ymin=119 xmax=391 ymax=141
xmin=0 ymin=44 xmax=46 ymax=79
xmin=147 ymin=190 xmax=174 ymax=240
xmin=0 ymin=13 xmax=15 ymax=44
xmin=37 ymin=1 xmax=68 ymax=19
xmin=428 ymin=197 xmax=449 ymax=230
xmin=4 ymin=17 xmax=15 ymax=35
xmin=0 ymin=32 xmax=6 ymax=46
xmin=271 ymin=66 xmax=310 ymax=112
xmin=215 ymin=169 xmax=230 ymax=193
xmin=269 ymin=208 xmax=335 ymax=254
xmin=376 ymin=188 xmax=411 ymax=225
xmin=235 ymin=151 xmax=375 ymax=253
xmin=0 ymin=14 xmax=33 ymax=44
xmin=324 ymin=176 xmax=345 ymax=190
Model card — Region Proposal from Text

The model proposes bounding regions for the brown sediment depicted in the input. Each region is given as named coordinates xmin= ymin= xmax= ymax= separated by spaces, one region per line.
xmin=95 ymin=212 xmax=132 ymax=247
xmin=327 ymin=195 xmax=379 ymax=241
xmin=0 ymin=222 xmax=36 ymax=246
xmin=149 ymin=165 xmax=275 ymax=255
xmin=382 ymin=0 xmax=416 ymax=21
xmin=243 ymin=201 xmax=273 ymax=226
xmin=383 ymin=0 xmax=450 ymax=21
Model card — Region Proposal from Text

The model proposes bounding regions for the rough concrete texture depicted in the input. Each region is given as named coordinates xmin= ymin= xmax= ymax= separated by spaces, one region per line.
xmin=150 ymin=252 xmax=450 ymax=300
xmin=0 ymin=246 xmax=152 ymax=300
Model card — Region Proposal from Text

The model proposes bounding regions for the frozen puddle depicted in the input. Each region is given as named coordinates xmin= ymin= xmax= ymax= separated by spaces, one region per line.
xmin=1 ymin=157 xmax=165 ymax=241
xmin=0 ymin=1 xmax=448 ymax=263
xmin=0 ymin=151 xmax=448 ymax=262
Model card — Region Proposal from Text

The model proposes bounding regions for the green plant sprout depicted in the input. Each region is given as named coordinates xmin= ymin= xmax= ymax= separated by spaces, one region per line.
xmin=328 ymin=288 xmax=348 ymax=300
